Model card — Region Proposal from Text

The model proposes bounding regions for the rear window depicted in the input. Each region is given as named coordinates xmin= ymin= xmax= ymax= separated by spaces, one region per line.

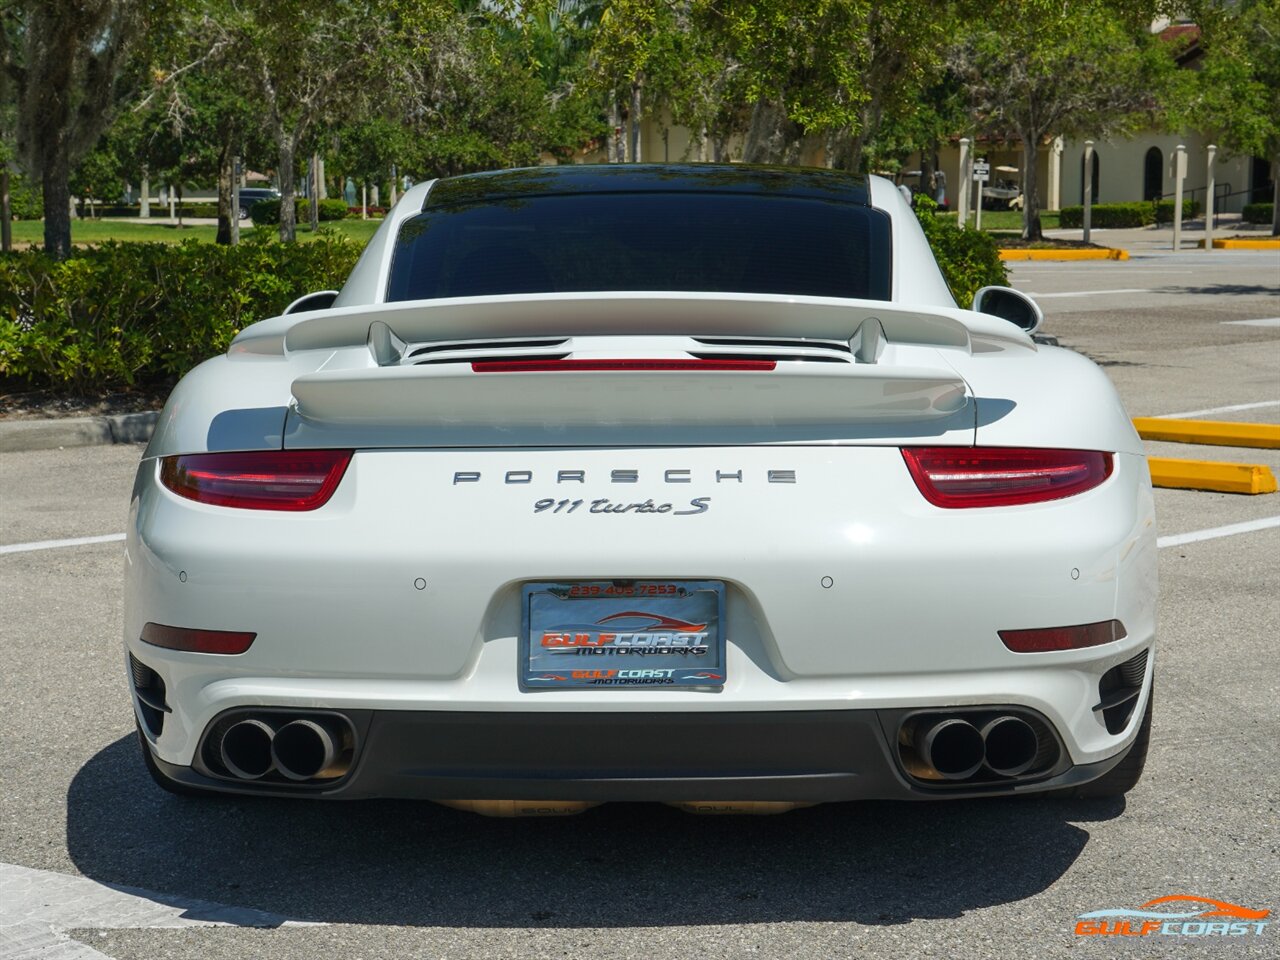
xmin=387 ymin=192 xmax=892 ymax=302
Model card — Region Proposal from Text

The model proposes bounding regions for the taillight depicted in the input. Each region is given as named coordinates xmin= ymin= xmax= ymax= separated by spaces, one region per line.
xmin=160 ymin=450 xmax=352 ymax=511
xmin=471 ymin=359 xmax=776 ymax=373
xmin=901 ymin=447 xmax=1113 ymax=508
xmin=141 ymin=622 xmax=256 ymax=654
xmin=999 ymin=619 xmax=1126 ymax=653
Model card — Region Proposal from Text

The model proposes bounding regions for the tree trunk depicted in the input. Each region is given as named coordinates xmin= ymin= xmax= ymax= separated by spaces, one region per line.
xmin=608 ymin=98 xmax=621 ymax=163
xmin=1 ymin=163 xmax=11 ymax=253
xmin=1020 ymin=132 xmax=1042 ymax=241
xmin=742 ymin=100 xmax=781 ymax=164
xmin=278 ymin=135 xmax=297 ymax=242
xmin=629 ymin=80 xmax=642 ymax=162
xmin=1271 ymin=157 xmax=1279 ymax=237
xmin=309 ymin=153 xmax=320 ymax=231
xmin=216 ymin=146 xmax=234 ymax=245
xmin=921 ymin=146 xmax=936 ymax=206
xmin=41 ymin=158 xmax=73 ymax=259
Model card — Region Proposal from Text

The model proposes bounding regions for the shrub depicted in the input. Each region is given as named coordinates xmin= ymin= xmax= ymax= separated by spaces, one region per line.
xmin=318 ymin=198 xmax=349 ymax=221
xmin=1153 ymin=198 xmax=1200 ymax=223
xmin=248 ymin=198 xmax=282 ymax=225
xmin=0 ymin=233 xmax=361 ymax=392
xmin=176 ymin=202 xmax=221 ymax=219
xmin=1242 ymin=202 xmax=1274 ymax=225
xmin=7 ymin=174 xmax=44 ymax=220
xmin=914 ymin=196 xmax=1008 ymax=306
xmin=248 ymin=197 xmax=349 ymax=225
xmin=1059 ymin=199 xmax=1199 ymax=228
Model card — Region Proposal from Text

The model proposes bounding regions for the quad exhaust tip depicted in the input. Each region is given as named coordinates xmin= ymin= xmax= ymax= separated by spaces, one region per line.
xmin=900 ymin=717 xmax=986 ymax=781
xmin=215 ymin=713 xmax=353 ymax=783
xmin=271 ymin=718 xmax=350 ymax=781
xmin=219 ymin=718 xmax=276 ymax=780
xmin=899 ymin=712 xmax=1043 ymax=782
xmin=980 ymin=715 xmax=1039 ymax=777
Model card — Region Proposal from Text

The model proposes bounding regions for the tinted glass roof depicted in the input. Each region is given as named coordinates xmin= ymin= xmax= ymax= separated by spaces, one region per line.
xmin=422 ymin=164 xmax=870 ymax=209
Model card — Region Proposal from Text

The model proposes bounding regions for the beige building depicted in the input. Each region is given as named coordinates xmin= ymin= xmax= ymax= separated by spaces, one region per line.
xmin=560 ymin=21 xmax=1274 ymax=218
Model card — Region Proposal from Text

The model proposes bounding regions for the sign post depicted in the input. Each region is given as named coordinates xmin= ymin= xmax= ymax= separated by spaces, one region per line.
xmin=1205 ymin=144 xmax=1216 ymax=251
xmin=1172 ymin=144 xmax=1187 ymax=251
xmin=958 ymin=138 xmax=971 ymax=229
xmin=1083 ymin=140 xmax=1094 ymax=244
xmin=973 ymin=159 xmax=990 ymax=231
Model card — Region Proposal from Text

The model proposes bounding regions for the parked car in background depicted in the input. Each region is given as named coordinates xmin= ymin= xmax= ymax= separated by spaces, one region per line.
xmin=237 ymin=186 xmax=281 ymax=221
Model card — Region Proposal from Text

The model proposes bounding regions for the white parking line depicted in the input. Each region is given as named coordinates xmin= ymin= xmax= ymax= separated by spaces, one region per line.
xmin=1157 ymin=516 xmax=1280 ymax=549
xmin=1221 ymin=317 xmax=1280 ymax=327
xmin=0 ymin=861 xmax=320 ymax=960
xmin=0 ymin=533 xmax=126 ymax=555
xmin=1153 ymin=399 xmax=1280 ymax=419
xmin=1024 ymin=288 xmax=1154 ymax=298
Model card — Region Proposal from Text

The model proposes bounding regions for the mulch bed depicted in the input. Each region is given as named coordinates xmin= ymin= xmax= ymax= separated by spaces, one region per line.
xmin=0 ymin=383 xmax=170 ymax=421
xmin=989 ymin=235 xmax=1111 ymax=250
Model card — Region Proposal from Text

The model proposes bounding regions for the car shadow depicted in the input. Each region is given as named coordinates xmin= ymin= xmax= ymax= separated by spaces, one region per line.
xmin=67 ymin=735 xmax=1121 ymax=929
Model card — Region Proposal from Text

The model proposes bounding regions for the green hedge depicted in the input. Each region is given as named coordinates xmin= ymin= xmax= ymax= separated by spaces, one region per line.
xmin=249 ymin=198 xmax=350 ymax=225
xmin=0 ymin=233 xmax=361 ymax=392
xmin=1059 ymin=199 xmax=1200 ymax=228
xmin=2 ymin=203 xmax=1007 ymax=395
xmin=1243 ymin=202 xmax=1274 ymax=225
xmin=914 ymin=197 xmax=1008 ymax=305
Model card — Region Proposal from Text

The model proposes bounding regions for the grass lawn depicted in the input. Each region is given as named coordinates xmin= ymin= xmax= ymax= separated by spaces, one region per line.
xmin=8 ymin=218 xmax=382 ymax=248
xmin=941 ymin=209 xmax=1061 ymax=231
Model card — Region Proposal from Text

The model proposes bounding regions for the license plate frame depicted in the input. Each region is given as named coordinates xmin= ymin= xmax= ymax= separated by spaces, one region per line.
xmin=520 ymin=580 xmax=726 ymax=690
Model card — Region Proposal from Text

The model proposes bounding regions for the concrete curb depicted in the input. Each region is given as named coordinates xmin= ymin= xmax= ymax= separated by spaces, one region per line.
xmin=1148 ymin=457 xmax=1278 ymax=495
xmin=0 ymin=411 xmax=158 ymax=453
xmin=1133 ymin=417 xmax=1280 ymax=450
xmin=1198 ymin=237 xmax=1280 ymax=250
xmin=998 ymin=248 xmax=1130 ymax=261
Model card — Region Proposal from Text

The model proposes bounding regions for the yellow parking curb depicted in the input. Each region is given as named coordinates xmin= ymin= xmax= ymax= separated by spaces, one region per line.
xmin=1133 ymin=417 xmax=1280 ymax=449
xmin=1148 ymin=458 xmax=1278 ymax=494
xmin=998 ymin=248 xmax=1129 ymax=261
xmin=1198 ymin=238 xmax=1280 ymax=250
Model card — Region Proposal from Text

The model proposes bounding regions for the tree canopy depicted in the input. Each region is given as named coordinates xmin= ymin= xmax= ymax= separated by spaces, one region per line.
xmin=3 ymin=0 xmax=1275 ymax=254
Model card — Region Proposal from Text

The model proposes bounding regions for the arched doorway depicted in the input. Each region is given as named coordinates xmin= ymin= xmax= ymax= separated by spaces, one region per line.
xmin=1080 ymin=151 xmax=1100 ymax=204
xmin=1143 ymin=147 xmax=1163 ymax=201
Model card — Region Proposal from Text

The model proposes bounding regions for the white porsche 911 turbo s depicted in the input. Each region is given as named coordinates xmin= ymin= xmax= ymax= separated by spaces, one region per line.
xmin=125 ymin=164 xmax=1156 ymax=814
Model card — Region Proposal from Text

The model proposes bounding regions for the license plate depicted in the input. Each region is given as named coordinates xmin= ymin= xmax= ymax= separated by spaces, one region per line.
xmin=521 ymin=580 xmax=726 ymax=689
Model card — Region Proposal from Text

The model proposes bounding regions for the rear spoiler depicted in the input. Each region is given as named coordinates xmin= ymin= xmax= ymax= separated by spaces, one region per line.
xmin=230 ymin=291 xmax=1035 ymax=356
xmin=265 ymin=293 xmax=1032 ymax=447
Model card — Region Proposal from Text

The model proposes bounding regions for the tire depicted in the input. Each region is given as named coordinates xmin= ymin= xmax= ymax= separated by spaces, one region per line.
xmin=1049 ymin=686 xmax=1152 ymax=799
xmin=136 ymin=722 xmax=223 ymax=798
xmin=238 ymin=205 xmax=250 ymax=221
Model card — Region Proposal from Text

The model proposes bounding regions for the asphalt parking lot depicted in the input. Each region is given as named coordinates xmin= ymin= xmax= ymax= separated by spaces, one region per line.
xmin=1 ymin=247 xmax=1277 ymax=960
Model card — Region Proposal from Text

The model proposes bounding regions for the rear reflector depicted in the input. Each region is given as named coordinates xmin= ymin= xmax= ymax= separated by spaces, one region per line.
xmin=901 ymin=447 xmax=1113 ymax=507
xmin=471 ymin=359 xmax=777 ymax=373
xmin=141 ymin=622 xmax=256 ymax=655
xmin=999 ymin=619 xmax=1127 ymax=653
xmin=160 ymin=450 xmax=352 ymax=511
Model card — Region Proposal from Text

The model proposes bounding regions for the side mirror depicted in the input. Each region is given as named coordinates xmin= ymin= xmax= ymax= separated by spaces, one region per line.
xmin=972 ymin=286 xmax=1043 ymax=335
xmin=283 ymin=290 xmax=340 ymax=315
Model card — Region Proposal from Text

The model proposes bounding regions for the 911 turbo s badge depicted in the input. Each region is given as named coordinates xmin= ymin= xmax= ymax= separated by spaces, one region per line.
xmin=533 ymin=497 xmax=710 ymax=515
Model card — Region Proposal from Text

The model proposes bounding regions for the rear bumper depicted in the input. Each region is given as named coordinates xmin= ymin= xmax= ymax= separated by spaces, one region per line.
xmin=150 ymin=707 xmax=1128 ymax=802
